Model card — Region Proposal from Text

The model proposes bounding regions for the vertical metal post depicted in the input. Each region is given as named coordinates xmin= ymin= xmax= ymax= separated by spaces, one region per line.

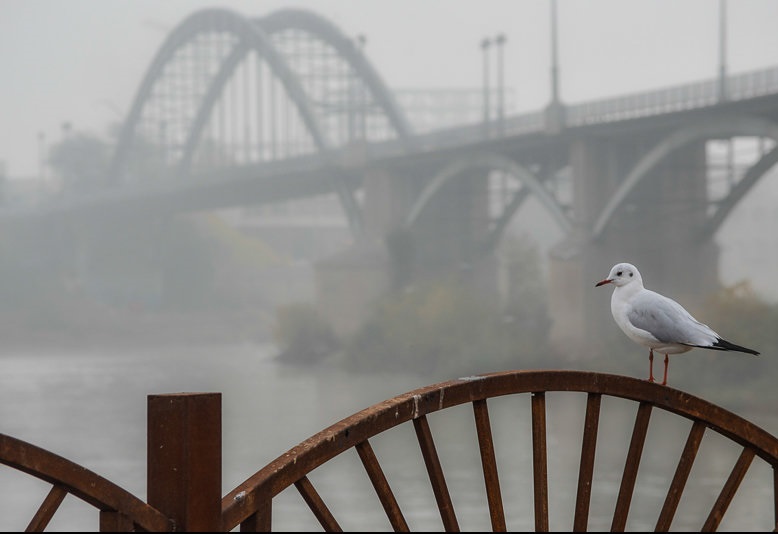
xmin=495 ymin=34 xmax=506 ymax=136
xmin=355 ymin=34 xmax=367 ymax=140
xmin=718 ymin=0 xmax=728 ymax=102
xmin=481 ymin=37 xmax=492 ymax=138
xmin=550 ymin=0 xmax=560 ymax=105
xmin=147 ymin=393 xmax=222 ymax=532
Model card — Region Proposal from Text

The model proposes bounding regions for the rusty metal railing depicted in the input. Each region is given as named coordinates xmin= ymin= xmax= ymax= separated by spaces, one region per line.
xmin=221 ymin=370 xmax=778 ymax=532
xmin=2 ymin=370 xmax=777 ymax=531
xmin=0 ymin=433 xmax=173 ymax=532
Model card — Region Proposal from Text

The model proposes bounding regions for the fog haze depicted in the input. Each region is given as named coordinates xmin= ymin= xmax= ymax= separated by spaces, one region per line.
xmin=3 ymin=0 xmax=778 ymax=176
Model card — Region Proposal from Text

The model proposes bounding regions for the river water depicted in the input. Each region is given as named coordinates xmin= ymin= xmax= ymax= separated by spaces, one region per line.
xmin=1 ymin=343 xmax=776 ymax=531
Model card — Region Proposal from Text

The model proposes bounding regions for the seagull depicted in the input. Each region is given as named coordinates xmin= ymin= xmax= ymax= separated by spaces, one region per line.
xmin=595 ymin=262 xmax=759 ymax=386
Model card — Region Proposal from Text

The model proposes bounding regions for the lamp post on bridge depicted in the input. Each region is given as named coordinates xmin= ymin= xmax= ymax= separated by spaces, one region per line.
xmin=544 ymin=0 xmax=565 ymax=134
xmin=494 ymin=33 xmax=506 ymax=136
xmin=718 ymin=0 xmax=728 ymax=102
xmin=481 ymin=36 xmax=492 ymax=138
xmin=354 ymin=34 xmax=367 ymax=140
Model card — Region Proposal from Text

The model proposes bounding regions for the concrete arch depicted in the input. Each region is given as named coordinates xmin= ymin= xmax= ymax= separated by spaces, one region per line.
xmin=404 ymin=153 xmax=572 ymax=242
xmin=700 ymin=144 xmax=778 ymax=239
xmin=592 ymin=114 xmax=778 ymax=239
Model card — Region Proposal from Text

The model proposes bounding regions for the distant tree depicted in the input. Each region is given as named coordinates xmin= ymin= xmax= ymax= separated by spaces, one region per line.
xmin=48 ymin=132 xmax=110 ymax=192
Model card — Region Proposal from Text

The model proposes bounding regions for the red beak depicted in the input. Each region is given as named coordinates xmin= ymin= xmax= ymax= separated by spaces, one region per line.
xmin=595 ymin=279 xmax=612 ymax=287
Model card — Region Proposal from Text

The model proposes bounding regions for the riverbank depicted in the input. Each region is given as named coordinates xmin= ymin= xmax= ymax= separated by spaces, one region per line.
xmin=0 ymin=304 xmax=275 ymax=351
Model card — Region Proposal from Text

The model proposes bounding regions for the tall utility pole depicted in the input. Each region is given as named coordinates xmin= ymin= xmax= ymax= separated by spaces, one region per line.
xmin=355 ymin=34 xmax=367 ymax=140
xmin=495 ymin=34 xmax=506 ymax=136
xmin=481 ymin=37 xmax=492 ymax=138
xmin=544 ymin=0 xmax=565 ymax=133
xmin=718 ymin=0 xmax=728 ymax=102
xmin=550 ymin=0 xmax=560 ymax=105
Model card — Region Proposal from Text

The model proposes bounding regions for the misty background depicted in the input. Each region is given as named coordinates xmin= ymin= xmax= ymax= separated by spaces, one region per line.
xmin=0 ymin=0 xmax=777 ymax=399
xmin=1 ymin=1 xmax=778 ymax=530
xmin=0 ymin=0 xmax=775 ymax=373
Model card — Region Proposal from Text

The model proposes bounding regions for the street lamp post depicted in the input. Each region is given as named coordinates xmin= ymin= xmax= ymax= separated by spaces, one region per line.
xmin=354 ymin=34 xmax=367 ymax=140
xmin=550 ymin=0 xmax=559 ymax=105
xmin=494 ymin=34 xmax=506 ymax=136
xmin=718 ymin=0 xmax=728 ymax=102
xmin=481 ymin=37 xmax=492 ymax=138
xmin=544 ymin=0 xmax=565 ymax=133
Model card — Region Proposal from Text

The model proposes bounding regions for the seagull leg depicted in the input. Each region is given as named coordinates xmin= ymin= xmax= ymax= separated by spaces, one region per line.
xmin=647 ymin=349 xmax=655 ymax=383
xmin=661 ymin=354 xmax=669 ymax=386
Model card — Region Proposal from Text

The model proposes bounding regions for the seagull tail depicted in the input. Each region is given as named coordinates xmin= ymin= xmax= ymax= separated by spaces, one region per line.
xmin=710 ymin=337 xmax=760 ymax=356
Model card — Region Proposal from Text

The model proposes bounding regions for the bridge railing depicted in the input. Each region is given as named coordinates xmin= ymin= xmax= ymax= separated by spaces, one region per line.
xmin=728 ymin=65 xmax=778 ymax=100
xmin=566 ymin=65 xmax=778 ymax=127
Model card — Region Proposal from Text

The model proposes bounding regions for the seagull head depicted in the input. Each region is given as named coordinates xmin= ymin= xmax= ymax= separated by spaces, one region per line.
xmin=595 ymin=262 xmax=642 ymax=288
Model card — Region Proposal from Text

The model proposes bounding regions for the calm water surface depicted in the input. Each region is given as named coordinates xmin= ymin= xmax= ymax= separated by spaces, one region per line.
xmin=1 ymin=344 xmax=775 ymax=531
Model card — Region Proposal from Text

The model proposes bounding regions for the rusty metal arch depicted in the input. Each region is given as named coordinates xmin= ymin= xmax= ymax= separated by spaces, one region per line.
xmin=111 ymin=7 xmax=365 ymax=233
xmin=0 ymin=433 xmax=173 ymax=532
xmin=257 ymin=8 xmax=413 ymax=143
xmin=404 ymin=153 xmax=572 ymax=244
xmin=221 ymin=369 xmax=778 ymax=531
xmin=592 ymin=114 xmax=778 ymax=240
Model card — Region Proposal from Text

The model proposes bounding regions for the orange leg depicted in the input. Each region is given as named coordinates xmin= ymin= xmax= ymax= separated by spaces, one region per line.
xmin=647 ymin=349 xmax=655 ymax=383
xmin=661 ymin=354 xmax=669 ymax=386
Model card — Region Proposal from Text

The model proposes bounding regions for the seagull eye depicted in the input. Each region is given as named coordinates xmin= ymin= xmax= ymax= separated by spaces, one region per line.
xmin=616 ymin=271 xmax=622 ymax=276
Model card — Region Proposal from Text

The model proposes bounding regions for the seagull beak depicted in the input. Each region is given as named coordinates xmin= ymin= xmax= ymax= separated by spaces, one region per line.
xmin=595 ymin=279 xmax=612 ymax=287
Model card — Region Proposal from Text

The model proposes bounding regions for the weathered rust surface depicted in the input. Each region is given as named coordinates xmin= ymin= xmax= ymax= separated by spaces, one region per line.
xmin=0 ymin=432 xmax=173 ymax=531
xmin=573 ymin=392 xmax=601 ymax=532
xmin=148 ymin=392 xmax=222 ymax=532
xmin=3 ymin=369 xmax=778 ymax=531
xmin=355 ymin=439 xmax=409 ymax=532
xmin=473 ymin=398 xmax=505 ymax=532
xmin=221 ymin=370 xmax=778 ymax=531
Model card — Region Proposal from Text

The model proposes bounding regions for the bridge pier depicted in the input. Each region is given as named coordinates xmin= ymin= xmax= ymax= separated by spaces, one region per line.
xmin=316 ymin=164 xmax=498 ymax=338
xmin=549 ymin=136 xmax=720 ymax=358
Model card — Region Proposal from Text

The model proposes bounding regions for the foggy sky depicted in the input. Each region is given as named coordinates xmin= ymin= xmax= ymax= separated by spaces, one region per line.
xmin=2 ymin=0 xmax=778 ymax=178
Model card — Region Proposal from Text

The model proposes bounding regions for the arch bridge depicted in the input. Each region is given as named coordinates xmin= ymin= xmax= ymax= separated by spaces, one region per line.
xmin=28 ymin=7 xmax=778 ymax=353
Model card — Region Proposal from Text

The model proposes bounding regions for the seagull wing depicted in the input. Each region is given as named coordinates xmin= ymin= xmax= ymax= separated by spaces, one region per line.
xmin=626 ymin=289 xmax=718 ymax=346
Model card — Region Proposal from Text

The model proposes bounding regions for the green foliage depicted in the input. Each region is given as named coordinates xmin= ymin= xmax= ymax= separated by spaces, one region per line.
xmin=385 ymin=227 xmax=415 ymax=291
xmin=200 ymin=214 xmax=285 ymax=267
xmin=670 ymin=280 xmax=778 ymax=407
xmin=585 ymin=279 xmax=778 ymax=409
xmin=501 ymin=235 xmax=550 ymax=332
xmin=273 ymin=303 xmax=340 ymax=364
xmin=330 ymin=234 xmax=553 ymax=377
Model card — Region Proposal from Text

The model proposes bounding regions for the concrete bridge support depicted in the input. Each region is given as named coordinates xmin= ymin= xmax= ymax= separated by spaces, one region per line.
xmin=316 ymin=165 xmax=497 ymax=338
xmin=549 ymin=136 xmax=720 ymax=358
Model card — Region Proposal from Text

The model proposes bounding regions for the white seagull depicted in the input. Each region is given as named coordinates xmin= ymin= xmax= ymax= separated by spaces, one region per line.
xmin=595 ymin=262 xmax=759 ymax=386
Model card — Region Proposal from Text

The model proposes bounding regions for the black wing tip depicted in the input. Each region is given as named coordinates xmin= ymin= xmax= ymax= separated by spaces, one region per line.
xmin=712 ymin=337 xmax=760 ymax=356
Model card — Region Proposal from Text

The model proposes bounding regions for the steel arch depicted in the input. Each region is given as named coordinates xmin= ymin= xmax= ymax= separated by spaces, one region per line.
xmin=176 ymin=9 xmax=414 ymax=177
xmin=111 ymin=8 xmax=332 ymax=171
xmin=111 ymin=7 xmax=412 ymax=235
xmin=404 ymin=153 xmax=572 ymax=251
xmin=592 ymin=114 xmax=778 ymax=240
xmin=257 ymin=8 xmax=413 ymax=143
